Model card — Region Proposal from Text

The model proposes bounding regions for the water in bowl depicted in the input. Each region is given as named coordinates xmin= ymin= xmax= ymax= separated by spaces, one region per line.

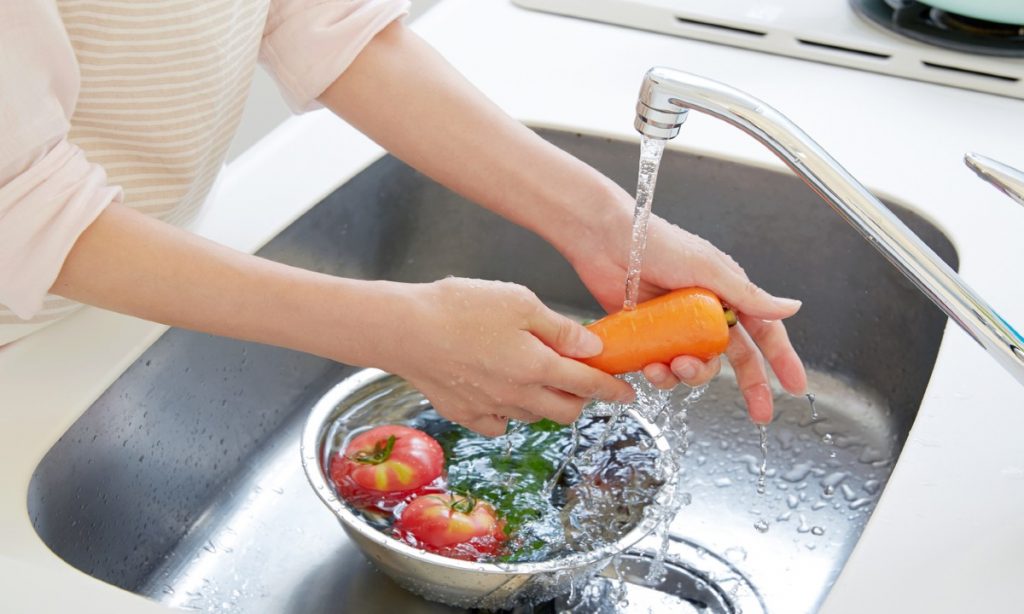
xmin=323 ymin=407 xmax=667 ymax=563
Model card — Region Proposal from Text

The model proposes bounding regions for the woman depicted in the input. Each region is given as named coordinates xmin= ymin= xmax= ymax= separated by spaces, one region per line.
xmin=0 ymin=0 xmax=806 ymax=435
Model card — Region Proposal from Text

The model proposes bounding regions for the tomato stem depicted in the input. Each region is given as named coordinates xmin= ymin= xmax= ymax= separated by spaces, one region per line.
xmin=450 ymin=492 xmax=477 ymax=514
xmin=352 ymin=435 xmax=396 ymax=465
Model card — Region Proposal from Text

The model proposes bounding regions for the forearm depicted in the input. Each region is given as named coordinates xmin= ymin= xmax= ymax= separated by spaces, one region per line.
xmin=318 ymin=21 xmax=632 ymax=255
xmin=50 ymin=203 xmax=633 ymax=434
xmin=52 ymin=203 xmax=410 ymax=366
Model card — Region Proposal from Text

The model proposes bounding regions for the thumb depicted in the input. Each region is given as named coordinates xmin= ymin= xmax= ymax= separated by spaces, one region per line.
xmin=530 ymin=307 xmax=604 ymax=358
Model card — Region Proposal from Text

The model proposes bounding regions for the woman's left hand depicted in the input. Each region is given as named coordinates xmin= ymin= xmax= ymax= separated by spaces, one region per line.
xmin=562 ymin=203 xmax=807 ymax=424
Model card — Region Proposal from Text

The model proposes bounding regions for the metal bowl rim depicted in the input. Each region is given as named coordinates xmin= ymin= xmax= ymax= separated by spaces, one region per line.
xmin=300 ymin=368 xmax=677 ymax=575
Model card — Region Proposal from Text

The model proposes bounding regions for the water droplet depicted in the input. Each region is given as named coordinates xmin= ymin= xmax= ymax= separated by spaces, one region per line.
xmin=822 ymin=471 xmax=847 ymax=487
xmin=753 ymin=519 xmax=770 ymax=533
xmin=782 ymin=462 xmax=813 ymax=482
xmin=806 ymin=393 xmax=819 ymax=421
xmin=849 ymin=497 xmax=874 ymax=510
xmin=811 ymin=526 xmax=825 ymax=536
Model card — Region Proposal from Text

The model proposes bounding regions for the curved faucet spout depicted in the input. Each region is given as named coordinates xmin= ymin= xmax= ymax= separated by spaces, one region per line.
xmin=635 ymin=67 xmax=1024 ymax=387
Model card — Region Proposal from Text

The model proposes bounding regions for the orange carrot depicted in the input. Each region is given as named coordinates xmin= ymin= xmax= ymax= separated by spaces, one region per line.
xmin=581 ymin=287 xmax=735 ymax=375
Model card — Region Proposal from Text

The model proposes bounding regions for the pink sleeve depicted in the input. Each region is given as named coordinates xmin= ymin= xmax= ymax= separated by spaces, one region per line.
xmin=260 ymin=0 xmax=411 ymax=112
xmin=0 ymin=3 xmax=122 ymax=320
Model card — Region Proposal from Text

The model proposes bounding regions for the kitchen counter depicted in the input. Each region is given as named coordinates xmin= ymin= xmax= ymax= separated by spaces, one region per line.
xmin=2 ymin=1 xmax=1022 ymax=612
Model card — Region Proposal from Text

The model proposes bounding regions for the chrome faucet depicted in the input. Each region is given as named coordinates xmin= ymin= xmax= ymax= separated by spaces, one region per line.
xmin=965 ymin=153 xmax=1024 ymax=208
xmin=634 ymin=67 xmax=1024 ymax=387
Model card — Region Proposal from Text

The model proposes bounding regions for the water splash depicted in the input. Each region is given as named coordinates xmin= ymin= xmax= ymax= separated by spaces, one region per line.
xmin=545 ymin=421 xmax=580 ymax=496
xmin=503 ymin=420 xmax=527 ymax=459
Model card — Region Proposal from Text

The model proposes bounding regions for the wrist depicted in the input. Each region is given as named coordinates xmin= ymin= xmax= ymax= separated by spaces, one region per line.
xmin=298 ymin=277 xmax=422 ymax=370
xmin=548 ymin=177 xmax=634 ymax=267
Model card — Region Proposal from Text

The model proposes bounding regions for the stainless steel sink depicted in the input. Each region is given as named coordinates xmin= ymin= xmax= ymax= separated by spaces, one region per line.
xmin=28 ymin=129 xmax=956 ymax=613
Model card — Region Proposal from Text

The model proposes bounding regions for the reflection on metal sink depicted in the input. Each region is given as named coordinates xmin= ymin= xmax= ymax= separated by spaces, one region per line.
xmin=28 ymin=129 xmax=956 ymax=613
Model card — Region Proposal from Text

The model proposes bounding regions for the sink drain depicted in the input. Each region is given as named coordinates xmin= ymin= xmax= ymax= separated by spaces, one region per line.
xmin=508 ymin=535 xmax=764 ymax=614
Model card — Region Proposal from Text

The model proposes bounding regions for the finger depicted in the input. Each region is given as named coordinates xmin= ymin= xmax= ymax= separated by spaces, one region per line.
xmin=545 ymin=357 xmax=636 ymax=404
xmin=521 ymin=387 xmax=587 ymax=425
xmin=497 ymin=406 xmax=544 ymax=424
xmin=669 ymin=355 xmax=722 ymax=387
xmin=466 ymin=414 xmax=509 ymax=438
xmin=528 ymin=305 xmax=603 ymax=359
xmin=692 ymin=248 xmax=802 ymax=321
xmin=739 ymin=314 xmax=808 ymax=395
xmin=642 ymin=363 xmax=679 ymax=390
xmin=726 ymin=324 xmax=774 ymax=425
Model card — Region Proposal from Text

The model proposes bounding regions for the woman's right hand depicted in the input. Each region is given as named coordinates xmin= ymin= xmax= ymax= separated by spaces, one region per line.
xmin=380 ymin=277 xmax=635 ymax=436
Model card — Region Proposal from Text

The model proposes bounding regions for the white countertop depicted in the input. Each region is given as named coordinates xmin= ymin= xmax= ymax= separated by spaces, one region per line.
xmin=2 ymin=1 xmax=1022 ymax=612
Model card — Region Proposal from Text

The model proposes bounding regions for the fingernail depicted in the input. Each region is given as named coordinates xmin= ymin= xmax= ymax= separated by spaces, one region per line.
xmin=675 ymin=361 xmax=698 ymax=381
xmin=617 ymin=387 xmax=636 ymax=404
xmin=773 ymin=297 xmax=802 ymax=311
xmin=577 ymin=329 xmax=603 ymax=357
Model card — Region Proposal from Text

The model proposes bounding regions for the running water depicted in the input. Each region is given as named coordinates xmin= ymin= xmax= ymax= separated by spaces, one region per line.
xmin=756 ymin=425 xmax=769 ymax=495
xmin=807 ymin=393 xmax=836 ymax=458
xmin=623 ymin=135 xmax=667 ymax=310
xmin=563 ymin=135 xmax=681 ymax=600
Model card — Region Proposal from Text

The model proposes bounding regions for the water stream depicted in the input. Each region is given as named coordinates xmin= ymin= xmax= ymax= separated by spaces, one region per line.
xmin=756 ymin=425 xmax=769 ymax=496
xmin=562 ymin=135 xmax=688 ymax=607
xmin=623 ymin=136 xmax=667 ymax=311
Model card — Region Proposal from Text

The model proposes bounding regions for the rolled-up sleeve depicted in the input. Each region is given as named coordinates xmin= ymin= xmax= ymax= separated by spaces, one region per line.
xmin=260 ymin=0 xmax=410 ymax=112
xmin=0 ymin=3 xmax=123 ymax=320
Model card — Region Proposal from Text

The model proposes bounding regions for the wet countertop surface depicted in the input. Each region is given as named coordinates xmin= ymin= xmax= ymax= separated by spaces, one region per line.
xmin=1 ymin=0 xmax=1022 ymax=612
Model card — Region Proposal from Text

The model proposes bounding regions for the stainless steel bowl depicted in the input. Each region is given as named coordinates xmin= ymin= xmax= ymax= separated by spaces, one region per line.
xmin=300 ymin=368 xmax=677 ymax=610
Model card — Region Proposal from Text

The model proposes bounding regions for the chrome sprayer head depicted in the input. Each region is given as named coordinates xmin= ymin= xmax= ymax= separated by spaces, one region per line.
xmin=634 ymin=68 xmax=689 ymax=139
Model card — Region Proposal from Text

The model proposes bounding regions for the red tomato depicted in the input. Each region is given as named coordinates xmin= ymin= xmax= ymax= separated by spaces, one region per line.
xmin=394 ymin=493 xmax=506 ymax=561
xmin=329 ymin=425 xmax=444 ymax=512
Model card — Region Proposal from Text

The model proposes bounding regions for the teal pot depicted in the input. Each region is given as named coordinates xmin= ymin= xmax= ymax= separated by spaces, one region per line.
xmin=923 ymin=0 xmax=1024 ymax=25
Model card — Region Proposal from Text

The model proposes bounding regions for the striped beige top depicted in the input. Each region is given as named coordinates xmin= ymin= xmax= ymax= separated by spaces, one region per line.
xmin=0 ymin=0 xmax=408 ymax=343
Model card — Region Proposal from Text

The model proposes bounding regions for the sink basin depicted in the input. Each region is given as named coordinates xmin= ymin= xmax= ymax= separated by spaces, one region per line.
xmin=28 ymin=129 xmax=956 ymax=613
